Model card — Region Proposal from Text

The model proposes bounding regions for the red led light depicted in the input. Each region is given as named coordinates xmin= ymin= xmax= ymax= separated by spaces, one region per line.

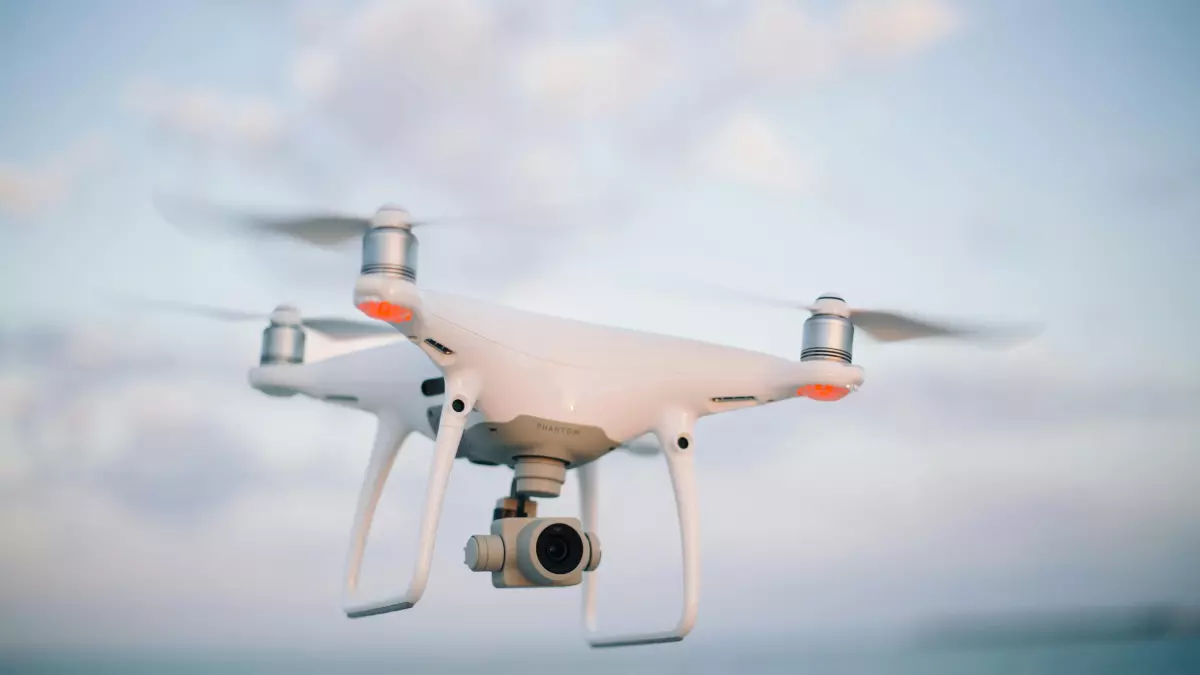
xmin=797 ymin=384 xmax=850 ymax=402
xmin=357 ymin=300 xmax=413 ymax=323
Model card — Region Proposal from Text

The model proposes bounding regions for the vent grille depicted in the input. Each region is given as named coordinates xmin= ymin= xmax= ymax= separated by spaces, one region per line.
xmin=711 ymin=395 xmax=757 ymax=403
xmin=424 ymin=337 xmax=453 ymax=355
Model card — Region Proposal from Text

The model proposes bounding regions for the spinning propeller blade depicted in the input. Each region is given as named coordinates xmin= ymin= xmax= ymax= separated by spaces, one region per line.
xmin=153 ymin=192 xmax=622 ymax=250
xmin=696 ymin=285 xmax=1043 ymax=346
xmin=116 ymin=296 xmax=399 ymax=340
xmin=153 ymin=193 xmax=372 ymax=246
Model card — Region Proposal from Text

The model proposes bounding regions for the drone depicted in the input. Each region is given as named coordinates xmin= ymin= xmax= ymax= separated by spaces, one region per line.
xmin=143 ymin=200 xmax=1040 ymax=648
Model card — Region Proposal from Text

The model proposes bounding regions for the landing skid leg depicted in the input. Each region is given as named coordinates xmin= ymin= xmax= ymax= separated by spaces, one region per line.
xmin=342 ymin=378 xmax=480 ymax=617
xmin=581 ymin=412 xmax=700 ymax=647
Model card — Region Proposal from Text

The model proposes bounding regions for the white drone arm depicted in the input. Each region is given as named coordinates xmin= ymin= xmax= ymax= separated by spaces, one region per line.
xmin=581 ymin=411 xmax=700 ymax=648
xmin=342 ymin=373 xmax=481 ymax=618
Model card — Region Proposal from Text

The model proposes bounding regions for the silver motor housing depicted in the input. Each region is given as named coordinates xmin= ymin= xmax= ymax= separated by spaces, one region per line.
xmin=361 ymin=226 xmax=418 ymax=282
xmin=256 ymin=322 xmax=305 ymax=397
xmin=260 ymin=323 xmax=305 ymax=365
xmin=801 ymin=296 xmax=855 ymax=364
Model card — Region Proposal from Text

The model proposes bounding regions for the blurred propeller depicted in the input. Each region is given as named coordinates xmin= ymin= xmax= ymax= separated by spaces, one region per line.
xmin=116 ymin=296 xmax=399 ymax=340
xmin=697 ymin=285 xmax=1043 ymax=346
xmin=153 ymin=192 xmax=629 ymax=250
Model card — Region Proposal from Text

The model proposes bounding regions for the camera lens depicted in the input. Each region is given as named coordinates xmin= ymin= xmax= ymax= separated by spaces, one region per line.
xmin=535 ymin=523 xmax=584 ymax=575
xmin=545 ymin=539 xmax=567 ymax=562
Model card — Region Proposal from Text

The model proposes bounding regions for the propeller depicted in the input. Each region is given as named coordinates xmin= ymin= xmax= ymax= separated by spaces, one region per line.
xmin=697 ymin=286 xmax=1043 ymax=346
xmin=153 ymin=192 xmax=627 ymax=250
xmin=116 ymin=296 xmax=399 ymax=340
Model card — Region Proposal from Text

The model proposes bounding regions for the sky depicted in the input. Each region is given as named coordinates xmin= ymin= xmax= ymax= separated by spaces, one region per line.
xmin=1 ymin=0 xmax=1198 ymax=662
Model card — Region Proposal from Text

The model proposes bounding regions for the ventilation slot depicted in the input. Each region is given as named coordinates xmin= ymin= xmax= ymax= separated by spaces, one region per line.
xmin=711 ymin=396 xmax=757 ymax=403
xmin=324 ymin=394 xmax=359 ymax=403
xmin=424 ymin=338 xmax=454 ymax=355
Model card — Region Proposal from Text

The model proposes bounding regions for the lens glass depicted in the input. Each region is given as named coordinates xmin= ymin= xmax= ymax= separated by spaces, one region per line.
xmin=546 ymin=539 xmax=567 ymax=562
xmin=535 ymin=523 xmax=584 ymax=575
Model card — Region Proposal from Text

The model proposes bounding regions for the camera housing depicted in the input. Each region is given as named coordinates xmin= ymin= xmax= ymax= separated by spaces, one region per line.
xmin=464 ymin=516 xmax=600 ymax=588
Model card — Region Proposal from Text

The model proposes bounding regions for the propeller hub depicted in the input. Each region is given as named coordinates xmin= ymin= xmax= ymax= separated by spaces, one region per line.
xmin=269 ymin=304 xmax=302 ymax=326
xmin=372 ymin=204 xmax=413 ymax=230
xmin=811 ymin=293 xmax=850 ymax=318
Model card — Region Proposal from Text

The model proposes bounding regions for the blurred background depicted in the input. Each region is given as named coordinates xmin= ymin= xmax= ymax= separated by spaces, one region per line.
xmin=1 ymin=0 xmax=1198 ymax=673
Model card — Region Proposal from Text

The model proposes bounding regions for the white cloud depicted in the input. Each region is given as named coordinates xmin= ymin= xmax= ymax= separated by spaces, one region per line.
xmin=724 ymin=0 xmax=958 ymax=86
xmin=124 ymin=79 xmax=285 ymax=151
xmin=841 ymin=0 xmax=961 ymax=60
xmin=731 ymin=0 xmax=842 ymax=83
xmin=507 ymin=143 xmax=584 ymax=203
xmin=693 ymin=109 xmax=812 ymax=192
xmin=281 ymin=0 xmax=537 ymax=204
xmin=517 ymin=12 xmax=684 ymax=122
xmin=325 ymin=0 xmax=502 ymax=113
xmin=118 ymin=0 xmax=965 ymax=226
xmin=0 ymin=166 xmax=65 ymax=217
xmin=289 ymin=0 xmax=343 ymax=44
xmin=291 ymin=47 xmax=339 ymax=99
xmin=277 ymin=1 xmax=686 ymax=202
xmin=342 ymin=0 xmax=493 ymax=67
xmin=0 ymin=373 xmax=35 ymax=420
xmin=0 ymin=135 xmax=107 ymax=218
xmin=0 ymin=323 xmax=258 ymax=490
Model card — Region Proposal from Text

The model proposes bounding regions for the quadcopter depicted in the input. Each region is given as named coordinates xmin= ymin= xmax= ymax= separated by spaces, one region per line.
xmin=143 ymin=200 xmax=1039 ymax=648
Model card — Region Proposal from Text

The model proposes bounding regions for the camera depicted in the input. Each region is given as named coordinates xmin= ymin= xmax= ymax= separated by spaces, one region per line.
xmin=464 ymin=513 xmax=601 ymax=588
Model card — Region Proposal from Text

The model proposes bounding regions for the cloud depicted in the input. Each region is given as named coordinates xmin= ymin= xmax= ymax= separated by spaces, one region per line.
xmin=841 ymin=0 xmax=961 ymax=61
xmin=288 ymin=0 xmax=599 ymax=205
xmin=516 ymin=11 xmax=685 ymax=124
xmin=120 ymin=77 xmax=345 ymax=201
xmin=0 ymin=323 xmax=262 ymax=514
xmin=828 ymin=358 xmax=1200 ymax=438
xmin=91 ymin=420 xmax=263 ymax=525
xmin=0 ymin=135 xmax=108 ymax=219
xmin=693 ymin=109 xmax=813 ymax=192
xmin=717 ymin=0 xmax=959 ymax=89
xmin=123 ymin=0 xmax=965 ymax=206
xmin=123 ymin=79 xmax=285 ymax=154
xmin=730 ymin=0 xmax=842 ymax=84
xmin=277 ymin=1 xmax=857 ymax=201
xmin=290 ymin=47 xmax=338 ymax=99
xmin=114 ymin=0 xmax=967 ymax=297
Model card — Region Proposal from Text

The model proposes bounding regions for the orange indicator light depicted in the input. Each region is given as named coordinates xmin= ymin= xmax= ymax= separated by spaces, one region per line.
xmin=797 ymin=384 xmax=850 ymax=402
xmin=357 ymin=300 xmax=413 ymax=323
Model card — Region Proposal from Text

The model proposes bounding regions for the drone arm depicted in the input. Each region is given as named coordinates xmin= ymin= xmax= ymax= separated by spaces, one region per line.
xmin=582 ymin=411 xmax=700 ymax=648
xmin=579 ymin=460 xmax=599 ymax=633
xmin=342 ymin=372 xmax=480 ymax=617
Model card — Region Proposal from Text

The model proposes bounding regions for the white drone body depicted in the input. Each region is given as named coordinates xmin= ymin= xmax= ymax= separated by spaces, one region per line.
xmin=153 ymin=201 xmax=1036 ymax=649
